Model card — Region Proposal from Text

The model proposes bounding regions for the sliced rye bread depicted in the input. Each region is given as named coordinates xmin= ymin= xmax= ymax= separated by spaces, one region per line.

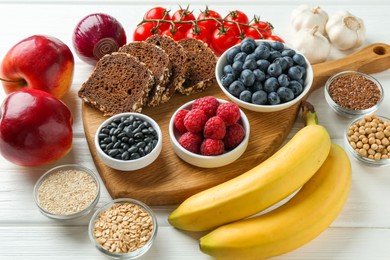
xmin=146 ymin=35 xmax=189 ymax=103
xmin=118 ymin=41 xmax=172 ymax=106
xmin=78 ymin=52 xmax=154 ymax=116
xmin=177 ymin=38 xmax=217 ymax=95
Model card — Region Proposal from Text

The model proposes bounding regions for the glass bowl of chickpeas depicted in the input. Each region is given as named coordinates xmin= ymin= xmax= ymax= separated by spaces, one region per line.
xmin=344 ymin=114 xmax=390 ymax=167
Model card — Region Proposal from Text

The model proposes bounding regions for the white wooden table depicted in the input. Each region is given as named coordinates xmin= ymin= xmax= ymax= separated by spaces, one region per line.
xmin=0 ymin=1 xmax=389 ymax=259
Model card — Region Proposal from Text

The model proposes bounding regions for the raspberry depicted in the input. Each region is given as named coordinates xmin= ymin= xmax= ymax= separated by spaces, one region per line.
xmin=179 ymin=132 xmax=203 ymax=154
xmin=224 ymin=123 xmax=245 ymax=150
xmin=183 ymin=109 xmax=208 ymax=133
xmin=216 ymin=102 xmax=241 ymax=126
xmin=203 ymin=116 xmax=226 ymax=140
xmin=174 ymin=109 xmax=189 ymax=134
xmin=192 ymin=96 xmax=220 ymax=118
xmin=200 ymin=139 xmax=225 ymax=156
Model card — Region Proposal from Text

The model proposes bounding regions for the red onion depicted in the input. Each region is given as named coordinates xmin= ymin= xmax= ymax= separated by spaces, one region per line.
xmin=73 ymin=13 xmax=127 ymax=65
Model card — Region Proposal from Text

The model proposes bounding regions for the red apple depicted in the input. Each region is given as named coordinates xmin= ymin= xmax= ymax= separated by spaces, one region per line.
xmin=0 ymin=88 xmax=73 ymax=166
xmin=0 ymin=35 xmax=74 ymax=99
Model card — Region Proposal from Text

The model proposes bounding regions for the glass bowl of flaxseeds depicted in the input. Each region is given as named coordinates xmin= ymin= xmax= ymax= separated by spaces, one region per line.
xmin=325 ymin=71 xmax=384 ymax=118
xmin=345 ymin=114 xmax=390 ymax=167
xmin=33 ymin=164 xmax=101 ymax=220
xmin=88 ymin=198 xmax=158 ymax=259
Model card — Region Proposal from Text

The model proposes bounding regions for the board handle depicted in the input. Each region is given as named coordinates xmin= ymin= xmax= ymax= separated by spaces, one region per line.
xmin=310 ymin=43 xmax=390 ymax=92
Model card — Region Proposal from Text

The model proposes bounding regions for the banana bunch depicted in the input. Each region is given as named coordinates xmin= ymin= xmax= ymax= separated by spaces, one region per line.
xmin=169 ymin=102 xmax=331 ymax=231
xmin=200 ymin=143 xmax=352 ymax=259
xmin=168 ymin=102 xmax=352 ymax=259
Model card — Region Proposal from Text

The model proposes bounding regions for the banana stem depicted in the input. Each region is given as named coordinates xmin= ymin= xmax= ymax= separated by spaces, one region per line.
xmin=301 ymin=101 xmax=318 ymax=126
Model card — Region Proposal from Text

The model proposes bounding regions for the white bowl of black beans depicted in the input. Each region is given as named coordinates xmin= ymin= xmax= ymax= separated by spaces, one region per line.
xmin=95 ymin=112 xmax=162 ymax=171
xmin=216 ymin=38 xmax=313 ymax=112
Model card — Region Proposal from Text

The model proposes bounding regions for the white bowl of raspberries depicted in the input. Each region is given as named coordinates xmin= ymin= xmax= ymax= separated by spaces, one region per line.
xmin=169 ymin=96 xmax=250 ymax=168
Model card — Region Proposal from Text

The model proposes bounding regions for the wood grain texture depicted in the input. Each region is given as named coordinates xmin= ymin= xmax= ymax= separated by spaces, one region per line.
xmin=82 ymin=43 xmax=390 ymax=206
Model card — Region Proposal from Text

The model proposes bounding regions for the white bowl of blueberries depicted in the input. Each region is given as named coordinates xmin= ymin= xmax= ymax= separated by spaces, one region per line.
xmin=216 ymin=38 xmax=313 ymax=112
xmin=94 ymin=112 xmax=162 ymax=171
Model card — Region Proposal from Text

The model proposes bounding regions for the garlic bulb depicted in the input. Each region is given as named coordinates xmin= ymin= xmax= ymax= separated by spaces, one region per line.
xmin=290 ymin=4 xmax=329 ymax=34
xmin=326 ymin=11 xmax=366 ymax=51
xmin=290 ymin=26 xmax=331 ymax=64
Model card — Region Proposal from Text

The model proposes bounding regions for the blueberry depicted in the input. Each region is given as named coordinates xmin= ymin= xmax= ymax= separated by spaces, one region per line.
xmin=253 ymin=69 xmax=266 ymax=82
xmin=251 ymin=80 xmax=263 ymax=92
xmin=243 ymin=59 xmax=257 ymax=70
xmin=283 ymin=56 xmax=294 ymax=68
xmin=234 ymin=52 xmax=248 ymax=63
xmin=254 ymin=45 xmax=270 ymax=60
xmin=270 ymin=41 xmax=285 ymax=51
xmin=288 ymin=80 xmax=303 ymax=97
xmin=232 ymin=61 xmax=243 ymax=77
xmin=267 ymin=63 xmax=282 ymax=77
xmin=257 ymin=59 xmax=270 ymax=72
xmin=223 ymin=64 xmax=233 ymax=75
xmin=292 ymin=53 xmax=307 ymax=67
xmin=288 ymin=66 xmax=304 ymax=81
xmin=226 ymin=46 xmax=240 ymax=64
xmin=240 ymin=69 xmax=256 ymax=87
xmin=281 ymin=48 xmax=296 ymax=57
xmin=267 ymin=92 xmax=281 ymax=105
xmin=246 ymin=53 xmax=259 ymax=61
xmin=297 ymin=65 xmax=306 ymax=76
xmin=239 ymin=90 xmax=252 ymax=102
xmin=258 ymin=41 xmax=271 ymax=49
xmin=278 ymin=74 xmax=289 ymax=88
xmin=240 ymin=38 xmax=257 ymax=54
xmin=221 ymin=73 xmax=235 ymax=88
xmin=263 ymin=77 xmax=279 ymax=93
xmin=273 ymin=58 xmax=288 ymax=71
xmin=268 ymin=50 xmax=282 ymax=62
xmin=277 ymin=87 xmax=295 ymax=102
xmin=228 ymin=80 xmax=246 ymax=97
xmin=252 ymin=90 xmax=268 ymax=105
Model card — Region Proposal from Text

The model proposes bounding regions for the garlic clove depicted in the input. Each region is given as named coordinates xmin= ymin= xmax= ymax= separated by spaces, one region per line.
xmin=290 ymin=4 xmax=329 ymax=35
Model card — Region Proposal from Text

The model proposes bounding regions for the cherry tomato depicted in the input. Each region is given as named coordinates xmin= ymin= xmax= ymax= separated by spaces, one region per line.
xmin=248 ymin=20 xmax=273 ymax=39
xmin=197 ymin=6 xmax=222 ymax=32
xmin=161 ymin=28 xmax=185 ymax=41
xmin=172 ymin=6 xmax=196 ymax=34
xmin=224 ymin=10 xmax=249 ymax=33
xmin=133 ymin=22 xmax=159 ymax=41
xmin=185 ymin=25 xmax=212 ymax=46
xmin=144 ymin=7 xmax=171 ymax=32
xmin=211 ymin=27 xmax=240 ymax=56
xmin=266 ymin=35 xmax=285 ymax=43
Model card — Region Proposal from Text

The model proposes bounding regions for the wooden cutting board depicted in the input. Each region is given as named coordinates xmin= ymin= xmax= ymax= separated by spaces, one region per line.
xmin=82 ymin=43 xmax=390 ymax=206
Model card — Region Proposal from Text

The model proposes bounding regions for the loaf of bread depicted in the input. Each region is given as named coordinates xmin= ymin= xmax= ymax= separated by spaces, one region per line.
xmin=146 ymin=35 xmax=189 ymax=103
xmin=119 ymin=41 xmax=172 ymax=106
xmin=177 ymin=38 xmax=217 ymax=95
xmin=78 ymin=52 xmax=154 ymax=116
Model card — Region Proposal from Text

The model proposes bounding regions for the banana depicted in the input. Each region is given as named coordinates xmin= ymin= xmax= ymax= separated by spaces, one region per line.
xmin=168 ymin=102 xmax=331 ymax=231
xmin=199 ymin=143 xmax=352 ymax=259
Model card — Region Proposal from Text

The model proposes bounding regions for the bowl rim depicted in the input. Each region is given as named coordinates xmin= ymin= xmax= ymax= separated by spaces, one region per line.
xmin=94 ymin=112 xmax=163 ymax=170
xmin=168 ymin=98 xmax=250 ymax=167
xmin=325 ymin=70 xmax=384 ymax=117
xmin=215 ymin=39 xmax=314 ymax=112
xmin=33 ymin=164 xmax=101 ymax=220
xmin=88 ymin=198 xmax=158 ymax=258
xmin=344 ymin=114 xmax=390 ymax=167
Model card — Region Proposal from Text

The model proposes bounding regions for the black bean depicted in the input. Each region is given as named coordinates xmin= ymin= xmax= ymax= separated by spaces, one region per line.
xmin=134 ymin=132 xmax=144 ymax=139
xmin=98 ymin=133 xmax=108 ymax=139
xmin=115 ymin=154 xmax=122 ymax=159
xmin=144 ymin=137 xmax=153 ymax=144
xmin=111 ymin=135 xmax=118 ymax=143
xmin=136 ymin=142 xmax=146 ymax=149
xmin=106 ymin=143 xmax=114 ymax=150
xmin=125 ymin=129 xmax=134 ymax=138
xmin=109 ymin=128 xmax=116 ymax=135
xmin=121 ymin=144 xmax=130 ymax=150
xmin=108 ymin=149 xmax=119 ymax=157
xmin=138 ymin=148 xmax=145 ymax=157
xmin=117 ymin=132 xmax=126 ymax=139
xmin=145 ymin=144 xmax=152 ymax=154
xmin=133 ymin=127 xmax=141 ymax=134
xmin=121 ymin=136 xmax=129 ymax=143
xmin=113 ymin=141 xmax=121 ymax=149
xmin=142 ymin=128 xmax=151 ymax=135
xmin=152 ymin=140 xmax=158 ymax=148
xmin=101 ymin=128 xmax=110 ymax=134
xmin=110 ymin=122 xmax=118 ymax=127
xmin=113 ymin=129 xmax=121 ymax=136
xmin=130 ymin=153 xmax=140 ymax=160
xmin=118 ymin=123 xmax=125 ymax=130
xmin=128 ymin=146 xmax=138 ymax=153
xmin=121 ymin=151 xmax=130 ymax=160
xmin=100 ymin=143 xmax=107 ymax=150
xmin=128 ymin=138 xmax=135 ymax=144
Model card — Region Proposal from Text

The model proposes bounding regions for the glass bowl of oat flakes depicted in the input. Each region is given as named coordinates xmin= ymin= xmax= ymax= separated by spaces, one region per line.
xmin=325 ymin=71 xmax=384 ymax=118
xmin=33 ymin=164 xmax=100 ymax=220
xmin=88 ymin=198 xmax=158 ymax=259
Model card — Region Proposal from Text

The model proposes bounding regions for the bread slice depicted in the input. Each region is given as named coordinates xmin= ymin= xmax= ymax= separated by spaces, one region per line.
xmin=118 ymin=41 xmax=172 ymax=106
xmin=177 ymin=38 xmax=217 ymax=95
xmin=146 ymin=35 xmax=189 ymax=103
xmin=78 ymin=52 xmax=154 ymax=116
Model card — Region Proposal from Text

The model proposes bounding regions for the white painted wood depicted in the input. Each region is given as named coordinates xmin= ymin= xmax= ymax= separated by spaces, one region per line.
xmin=0 ymin=0 xmax=389 ymax=259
